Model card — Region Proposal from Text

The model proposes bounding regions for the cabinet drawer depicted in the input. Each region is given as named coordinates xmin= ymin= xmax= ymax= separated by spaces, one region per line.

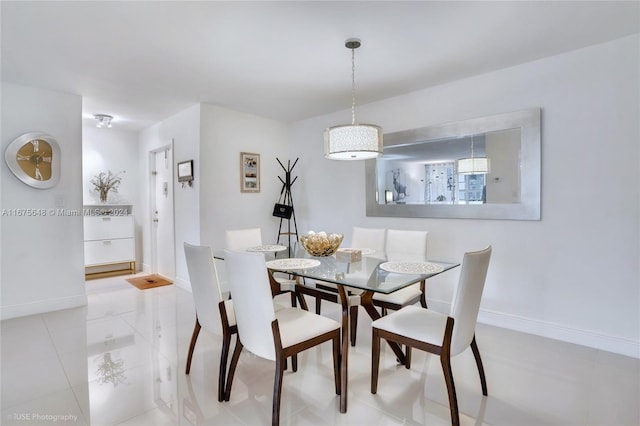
xmin=84 ymin=238 xmax=134 ymax=266
xmin=84 ymin=216 xmax=134 ymax=241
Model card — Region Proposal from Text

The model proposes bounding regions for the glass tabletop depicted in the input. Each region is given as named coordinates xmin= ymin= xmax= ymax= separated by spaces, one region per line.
xmin=218 ymin=245 xmax=460 ymax=295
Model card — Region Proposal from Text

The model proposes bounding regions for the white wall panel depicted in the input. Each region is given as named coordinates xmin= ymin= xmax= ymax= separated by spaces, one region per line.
xmin=1 ymin=83 xmax=87 ymax=319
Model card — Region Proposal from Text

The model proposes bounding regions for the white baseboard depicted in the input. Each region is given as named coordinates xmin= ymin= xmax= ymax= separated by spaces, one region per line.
xmin=428 ymin=299 xmax=639 ymax=359
xmin=1 ymin=294 xmax=88 ymax=320
xmin=173 ymin=275 xmax=191 ymax=292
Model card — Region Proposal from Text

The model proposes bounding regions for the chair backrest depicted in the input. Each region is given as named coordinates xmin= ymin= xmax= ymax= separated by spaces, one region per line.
xmin=225 ymin=228 xmax=262 ymax=251
xmin=385 ymin=229 xmax=428 ymax=261
xmin=449 ymin=246 xmax=492 ymax=356
xmin=351 ymin=227 xmax=386 ymax=254
xmin=184 ymin=243 xmax=224 ymax=333
xmin=223 ymin=249 xmax=277 ymax=361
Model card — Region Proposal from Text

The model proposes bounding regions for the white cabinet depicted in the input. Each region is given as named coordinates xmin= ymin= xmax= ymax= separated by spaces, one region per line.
xmin=84 ymin=215 xmax=135 ymax=276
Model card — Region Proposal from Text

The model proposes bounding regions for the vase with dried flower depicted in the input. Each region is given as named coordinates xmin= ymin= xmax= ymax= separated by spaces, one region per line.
xmin=91 ymin=170 xmax=123 ymax=203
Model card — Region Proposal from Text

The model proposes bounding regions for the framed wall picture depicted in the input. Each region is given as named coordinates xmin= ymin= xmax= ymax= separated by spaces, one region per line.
xmin=178 ymin=160 xmax=193 ymax=188
xmin=177 ymin=160 xmax=194 ymax=183
xmin=240 ymin=152 xmax=260 ymax=193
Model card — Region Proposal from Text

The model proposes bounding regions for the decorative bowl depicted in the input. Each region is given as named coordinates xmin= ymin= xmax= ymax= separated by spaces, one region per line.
xmin=299 ymin=232 xmax=344 ymax=257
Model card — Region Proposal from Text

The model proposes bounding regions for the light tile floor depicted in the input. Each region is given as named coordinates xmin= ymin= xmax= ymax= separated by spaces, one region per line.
xmin=1 ymin=274 xmax=638 ymax=425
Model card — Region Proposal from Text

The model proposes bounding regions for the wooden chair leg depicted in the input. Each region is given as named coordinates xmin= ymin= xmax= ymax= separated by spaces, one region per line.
xmin=224 ymin=337 xmax=243 ymax=401
xmin=332 ymin=334 xmax=341 ymax=395
xmin=371 ymin=329 xmax=381 ymax=394
xmin=315 ymin=297 xmax=322 ymax=315
xmin=349 ymin=305 xmax=359 ymax=346
xmin=218 ymin=329 xmax=231 ymax=402
xmin=470 ymin=335 xmax=488 ymax=395
xmin=296 ymin=292 xmax=309 ymax=311
xmin=440 ymin=354 xmax=460 ymax=426
xmin=419 ymin=279 xmax=428 ymax=308
xmin=405 ymin=346 xmax=412 ymax=369
xmin=292 ymin=354 xmax=298 ymax=372
xmin=185 ymin=319 xmax=201 ymax=374
xmin=272 ymin=354 xmax=285 ymax=426
xmin=290 ymin=292 xmax=297 ymax=307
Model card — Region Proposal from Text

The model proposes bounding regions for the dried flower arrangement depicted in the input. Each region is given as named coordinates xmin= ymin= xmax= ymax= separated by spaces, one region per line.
xmin=91 ymin=170 xmax=124 ymax=203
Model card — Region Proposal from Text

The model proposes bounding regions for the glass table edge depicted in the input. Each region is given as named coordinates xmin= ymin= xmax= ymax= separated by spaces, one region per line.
xmin=277 ymin=259 xmax=460 ymax=295
xmin=212 ymin=249 xmax=460 ymax=295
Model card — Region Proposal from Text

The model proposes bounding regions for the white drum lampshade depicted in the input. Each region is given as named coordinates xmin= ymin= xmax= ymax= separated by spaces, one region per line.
xmin=324 ymin=124 xmax=383 ymax=160
xmin=456 ymin=157 xmax=491 ymax=175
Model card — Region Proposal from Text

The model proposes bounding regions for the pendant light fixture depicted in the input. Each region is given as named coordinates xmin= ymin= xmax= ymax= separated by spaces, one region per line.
xmin=324 ymin=38 xmax=383 ymax=160
xmin=456 ymin=134 xmax=490 ymax=175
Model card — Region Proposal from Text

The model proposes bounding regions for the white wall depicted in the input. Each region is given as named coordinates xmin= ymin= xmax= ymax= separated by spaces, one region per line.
xmin=138 ymin=103 xmax=290 ymax=292
xmin=288 ymin=35 xmax=640 ymax=357
xmin=199 ymin=104 xmax=290 ymax=253
xmin=138 ymin=104 xmax=200 ymax=290
xmin=1 ymin=83 xmax=87 ymax=319
xmin=82 ymin=126 xmax=139 ymax=206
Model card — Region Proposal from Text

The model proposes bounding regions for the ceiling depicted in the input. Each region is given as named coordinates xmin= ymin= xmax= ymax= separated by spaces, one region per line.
xmin=2 ymin=1 xmax=638 ymax=132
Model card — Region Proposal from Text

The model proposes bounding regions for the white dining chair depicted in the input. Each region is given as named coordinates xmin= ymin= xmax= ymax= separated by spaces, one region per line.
xmin=372 ymin=229 xmax=429 ymax=313
xmin=371 ymin=246 xmax=492 ymax=426
xmin=225 ymin=228 xmax=299 ymax=306
xmin=225 ymin=227 xmax=263 ymax=251
xmin=351 ymin=226 xmax=387 ymax=255
xmin=183 ymin=242 xmax=236 ymax=402
xmin=223 ymin=249 xmax=341 ymax=426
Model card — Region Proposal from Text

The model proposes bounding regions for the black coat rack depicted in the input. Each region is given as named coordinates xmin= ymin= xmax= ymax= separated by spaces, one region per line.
xmin=274 ymin=158 xmax=299 ymax=252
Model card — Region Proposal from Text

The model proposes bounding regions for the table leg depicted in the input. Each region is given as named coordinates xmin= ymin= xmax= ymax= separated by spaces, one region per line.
xmin=360 ymin=291 xmax=406 ymax=364
xmin=337 ymin=285 xmax=348 ymax=413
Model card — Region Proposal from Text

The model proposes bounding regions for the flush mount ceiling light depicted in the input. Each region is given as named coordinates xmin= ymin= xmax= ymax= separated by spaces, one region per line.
xmin=94 ymin=114 xmax=113 ymax=128
xmin=324 ymin=38 xmax=382 ymax=160
xmin=456 ymin=134 xmax=490 ymax=175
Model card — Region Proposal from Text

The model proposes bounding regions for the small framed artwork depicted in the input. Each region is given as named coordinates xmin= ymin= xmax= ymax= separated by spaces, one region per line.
xmin=240 ymin=152 xmax=260 ymax=193
xmin=177 ymin=160 xmax=194 ymax=187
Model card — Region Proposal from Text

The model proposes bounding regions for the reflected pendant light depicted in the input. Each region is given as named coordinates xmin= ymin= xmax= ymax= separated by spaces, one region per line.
xmin=456 ymin=134 xmax=490 ymax=175
xmin=324 ymin=38 xmax=382 ymax=160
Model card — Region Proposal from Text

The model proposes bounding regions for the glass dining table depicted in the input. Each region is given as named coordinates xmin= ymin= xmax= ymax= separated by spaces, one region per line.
xmin=251 ymin=244 xmax=460 ymax=414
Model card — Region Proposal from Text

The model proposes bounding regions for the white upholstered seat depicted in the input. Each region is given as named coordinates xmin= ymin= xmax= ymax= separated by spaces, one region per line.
xmin=370 ymin=305 xmax=448 ymax=347
xmin=371 ymin=246 xmax=492 ymax=426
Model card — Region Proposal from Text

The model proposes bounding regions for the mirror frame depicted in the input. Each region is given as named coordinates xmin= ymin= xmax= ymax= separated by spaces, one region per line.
xmin=366 ymin=108 xmax=541 ymax=220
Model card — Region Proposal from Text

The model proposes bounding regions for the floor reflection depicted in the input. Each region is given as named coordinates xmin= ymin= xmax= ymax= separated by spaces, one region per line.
xmin=1 ymin=275 xmax=638 ymax=426
xmin=95 ymin=352 xmax=127 ymax=388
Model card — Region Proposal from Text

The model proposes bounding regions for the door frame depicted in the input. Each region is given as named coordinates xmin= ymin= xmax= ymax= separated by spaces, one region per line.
xmin=148 ymin=141 xmax=176 ymax=278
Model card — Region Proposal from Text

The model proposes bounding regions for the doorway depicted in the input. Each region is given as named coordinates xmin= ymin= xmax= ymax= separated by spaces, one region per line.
xmin=149 ymin=144 xmax=175 ymax=279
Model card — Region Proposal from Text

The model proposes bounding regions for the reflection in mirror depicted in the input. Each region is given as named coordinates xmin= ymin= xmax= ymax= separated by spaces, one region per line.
xmin=378 ymin=128 xmax=521 ymax=205
xmin=366 ymin=108 xmax=540 ymax=220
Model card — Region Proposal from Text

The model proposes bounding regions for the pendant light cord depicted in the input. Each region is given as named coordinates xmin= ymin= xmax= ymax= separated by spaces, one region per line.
xmin=351 ymin=47 xmax=356 ymax=125
xmin=470 ymin=134 xmax=475 ymax=158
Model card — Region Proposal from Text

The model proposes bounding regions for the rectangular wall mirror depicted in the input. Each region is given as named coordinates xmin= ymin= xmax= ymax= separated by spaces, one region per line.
xmin=366 ymin=108 xmax=541 ymax=220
